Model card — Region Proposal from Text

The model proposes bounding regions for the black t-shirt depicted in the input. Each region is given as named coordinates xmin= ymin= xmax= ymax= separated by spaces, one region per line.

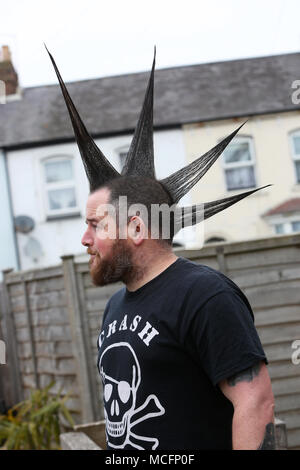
xmin=97 ymin=256 xmax=268 ymax=450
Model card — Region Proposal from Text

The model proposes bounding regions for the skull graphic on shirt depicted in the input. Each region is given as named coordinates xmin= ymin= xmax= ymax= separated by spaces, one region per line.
xmin=98 ymin=342 xmax=165 ymax=449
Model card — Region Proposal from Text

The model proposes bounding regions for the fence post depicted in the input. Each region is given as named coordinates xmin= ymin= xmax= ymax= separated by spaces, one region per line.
xmin=1 ymin=269 xmax=23 ymax=405
xmin=21 ymin=278 xmax=39 ymax=389
xmin=61 ymin=255 xmax=94 ymax=423
xmin=76 ymin=268 xmax=102 ymax=421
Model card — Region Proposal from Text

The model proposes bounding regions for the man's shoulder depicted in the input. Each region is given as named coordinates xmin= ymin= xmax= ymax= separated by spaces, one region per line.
xmin=176 ymin=257 xmax=237 ymax=292
xmin=177 ymin=257 xmax=253 ymax=315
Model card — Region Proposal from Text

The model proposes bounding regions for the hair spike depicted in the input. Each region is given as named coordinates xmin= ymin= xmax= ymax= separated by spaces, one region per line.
xmin=121 ymin=47 xmax=156 ymax=178
xmin=46 ymin=46 xmax=272 ymax=233
xmin=45 ymin=44 xmax=120 ymax=191
xmin=160 ymin=122 xmax=246 ymax=203
xmin=174 ymin=184 xmax=273 ymax=234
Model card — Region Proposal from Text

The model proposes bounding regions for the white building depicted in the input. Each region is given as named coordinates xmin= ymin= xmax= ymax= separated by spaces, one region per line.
xmin=1 ymin=48 xmax=300 ymax=275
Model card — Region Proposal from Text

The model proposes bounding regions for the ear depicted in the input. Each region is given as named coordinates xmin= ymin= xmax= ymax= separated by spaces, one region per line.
xmin=127 ymin=216 xmax=147 ymax=245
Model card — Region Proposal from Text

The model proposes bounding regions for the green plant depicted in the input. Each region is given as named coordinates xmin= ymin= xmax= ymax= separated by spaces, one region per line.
xmin=0 ymin=381 xmax=75 ymax=450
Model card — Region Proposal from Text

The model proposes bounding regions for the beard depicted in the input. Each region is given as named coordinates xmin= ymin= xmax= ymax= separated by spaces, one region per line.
xmin=89 ymin=238 xmax=143 ymax=287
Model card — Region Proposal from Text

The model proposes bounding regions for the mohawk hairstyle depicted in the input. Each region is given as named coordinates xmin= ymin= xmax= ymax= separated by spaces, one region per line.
xmin=45 ymin=45 xmax=271 ymax=233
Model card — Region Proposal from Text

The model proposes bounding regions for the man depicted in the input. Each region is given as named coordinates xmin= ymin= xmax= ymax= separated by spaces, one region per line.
xmin=46 ymin=47 xmax=275 ymax=450
xmin=81 ymin=175 xmax=275 ymax=450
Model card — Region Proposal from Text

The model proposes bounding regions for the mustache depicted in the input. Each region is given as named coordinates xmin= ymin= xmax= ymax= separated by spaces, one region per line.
xmin=87 ymin=249 xmax=97 ymax=255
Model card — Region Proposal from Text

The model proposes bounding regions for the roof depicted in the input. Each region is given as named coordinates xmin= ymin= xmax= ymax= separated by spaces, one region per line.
xmin=263 ymin=198 xmax=300 ymax=216
xmin=1 ymin=51 xmax=300 ymax=149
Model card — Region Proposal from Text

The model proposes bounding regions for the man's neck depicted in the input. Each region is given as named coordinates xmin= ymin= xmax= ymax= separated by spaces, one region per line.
xmin=125 ymin=248 xmax=179 ymax=292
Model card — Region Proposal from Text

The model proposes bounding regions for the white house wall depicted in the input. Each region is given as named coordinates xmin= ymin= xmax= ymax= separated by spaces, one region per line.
xmin=0 ymin=149 xmax=19 ymax=279
xmin=7 ymin=128 xmax=194 ymax=271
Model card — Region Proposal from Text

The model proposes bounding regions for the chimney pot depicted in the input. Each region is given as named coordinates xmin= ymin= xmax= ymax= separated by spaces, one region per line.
xmin=2 ymin=45 xmax=11 ymax=62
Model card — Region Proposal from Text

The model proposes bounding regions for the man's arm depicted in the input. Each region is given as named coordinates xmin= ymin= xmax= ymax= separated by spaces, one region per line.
xmin=218 ymin=360 xmax=275 ymax=450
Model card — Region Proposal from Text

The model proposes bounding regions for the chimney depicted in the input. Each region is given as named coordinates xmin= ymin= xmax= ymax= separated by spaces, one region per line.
xmin=2 ymin=45 xmax=11 ymax=62
xmin=0 ymin=45 xmax=19 ymax=96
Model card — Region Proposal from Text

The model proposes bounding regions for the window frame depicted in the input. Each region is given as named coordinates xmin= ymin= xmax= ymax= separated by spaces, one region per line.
xmin=271 ymin=217 xmax=300 ymax=235
xmin=289 ymin=129 xmax=300 ymax=184
xmin=41 ymin=155 xmax=80 ymax=218
xmin=220 ymin=135 xmax=257 ymax=191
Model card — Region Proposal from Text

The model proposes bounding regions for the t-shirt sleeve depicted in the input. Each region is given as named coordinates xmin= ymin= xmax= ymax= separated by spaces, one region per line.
xmin=182 ymin=288 xmax=268 ymax=387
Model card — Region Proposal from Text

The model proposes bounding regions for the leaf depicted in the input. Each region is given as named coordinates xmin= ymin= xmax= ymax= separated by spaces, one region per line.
xmin=6 ymin=425 xmax=19 ymax=450
xmin=53 ymin=416 xmax=60 ymax=445
xmin=31 ymin=402 xmax=60 ymax=420
xmin=28 ymin=422 xmax=40 ymax=450
xmin=60 ymin=405 xmax=75 ymax=428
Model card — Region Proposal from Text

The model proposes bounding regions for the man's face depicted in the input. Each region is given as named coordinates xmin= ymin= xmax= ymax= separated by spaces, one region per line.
xmin=81 ymin=188 xmax=134 ymax=286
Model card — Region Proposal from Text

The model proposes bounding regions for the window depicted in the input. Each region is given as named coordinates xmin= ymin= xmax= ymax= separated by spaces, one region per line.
xmin=274 ymin=221 xmax=300 ymax=235
xmin=274 ymin=223 xmax=284 ymax=234
xmin=115 ymin=145 xmax=130 ymax=172
xmin=290 ymin=131 xmax=300 ymax=183
xmin=222 ymin=137 xmax=256 ymax=190
xmin=42 ymin=156 xmax=79 ymax=216
xmin=292 ymin=221 xmax=300 ymax=232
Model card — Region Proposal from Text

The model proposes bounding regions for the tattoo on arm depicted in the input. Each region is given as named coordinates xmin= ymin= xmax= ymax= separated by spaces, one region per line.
xmin=257 ymin=422 xmax=276 ymax=450
xmin=225 ymin=362 xmax=275 ymax=450
xmin=227 ymin=362 xmax=261 ymax=386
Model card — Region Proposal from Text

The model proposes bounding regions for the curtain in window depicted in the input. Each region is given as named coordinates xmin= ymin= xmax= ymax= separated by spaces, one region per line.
xmin=225 ymin=167 xmax=255 ymax=190
xmin=223 ymin=142 xmax=251 ymax=164
xmin=295 ymin=161 xmax=300 ymax=183
xmin=48 ymin=188 xmax=76 ymax=210
xmin=292 ymin=221 xmax=300 ymax=232
xmin=293 ymin=136 xmax=300 ymax=155
xmin=275 ymin=224 xmax=284 ymax=234
xmin=45 ymin=160 xmax=73 ymax=183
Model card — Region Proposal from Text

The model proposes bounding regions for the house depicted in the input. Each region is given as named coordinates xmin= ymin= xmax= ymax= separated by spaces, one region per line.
xmin=0 ymin=46 xmax=20 ymax=278
xmin=180 ymin=53 xmax=300 ymax=245
xmin=1 ymin=46 xmax=300 ymax=274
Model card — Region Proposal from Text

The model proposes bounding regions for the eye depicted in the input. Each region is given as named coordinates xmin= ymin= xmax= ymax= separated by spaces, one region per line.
xmin=118 ymin=381 xmax=131 ymax=403
xmin=97 ymin=221 xmax=108 ymax=232
xmin=104 ymin=383 xmax=113 ymax=402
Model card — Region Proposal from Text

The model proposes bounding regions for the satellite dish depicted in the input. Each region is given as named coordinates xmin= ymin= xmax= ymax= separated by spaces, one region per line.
xmin=23 ymin=237 xmax=43 ymax=263
xmin=14 ymin=215 xmax=35 ymax=234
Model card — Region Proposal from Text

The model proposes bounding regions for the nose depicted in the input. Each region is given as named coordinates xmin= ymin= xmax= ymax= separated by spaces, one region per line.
xmin=81 ymin=228 xmax=93 ymax=247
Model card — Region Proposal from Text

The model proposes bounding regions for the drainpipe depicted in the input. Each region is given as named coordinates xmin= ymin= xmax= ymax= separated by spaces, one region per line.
xmin=1 ymin=148 xmax=21 ymax=271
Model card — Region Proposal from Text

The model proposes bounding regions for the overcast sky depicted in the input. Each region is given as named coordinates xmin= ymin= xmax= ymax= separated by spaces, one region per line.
xmin=1 ymin=0 xmax=300 ymax=88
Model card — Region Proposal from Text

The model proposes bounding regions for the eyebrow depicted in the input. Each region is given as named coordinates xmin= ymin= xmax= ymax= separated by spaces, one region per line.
xmin=85 ymin=217 xmax=103 ymax=224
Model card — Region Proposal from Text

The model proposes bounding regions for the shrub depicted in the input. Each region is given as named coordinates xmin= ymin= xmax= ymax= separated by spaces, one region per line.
xmin=0 ymin=381 xmax=74 ymax=450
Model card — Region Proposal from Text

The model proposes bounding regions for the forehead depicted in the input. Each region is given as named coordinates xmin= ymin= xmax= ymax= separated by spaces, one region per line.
xmin=86 ymin=187 xmax=111 ymax=217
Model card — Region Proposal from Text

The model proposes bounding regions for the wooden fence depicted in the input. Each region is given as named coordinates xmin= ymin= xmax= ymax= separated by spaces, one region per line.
xmin=0 ymin=233 xmax=299 ymax=449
